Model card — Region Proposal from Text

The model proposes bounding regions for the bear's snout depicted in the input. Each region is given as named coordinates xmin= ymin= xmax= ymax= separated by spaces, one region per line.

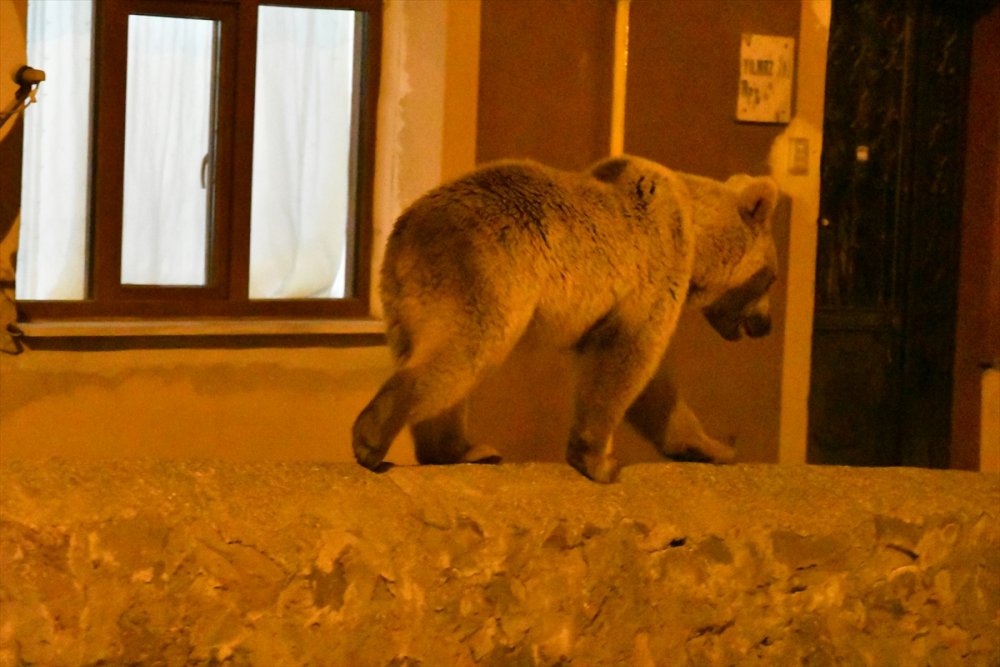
xmin=702 ymin=267 xmax=775 ymax=342
xmin=742 ymin=312 xmax=771 ymax=338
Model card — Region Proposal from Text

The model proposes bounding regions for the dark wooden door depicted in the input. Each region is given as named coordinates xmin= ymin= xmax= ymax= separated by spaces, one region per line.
xmin=808 ymin=0 xmax=974 ymax=467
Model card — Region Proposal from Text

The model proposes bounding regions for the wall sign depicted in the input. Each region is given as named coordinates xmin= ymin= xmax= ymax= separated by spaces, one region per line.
xmin=737 ymin=33 xmax=795 ymax=124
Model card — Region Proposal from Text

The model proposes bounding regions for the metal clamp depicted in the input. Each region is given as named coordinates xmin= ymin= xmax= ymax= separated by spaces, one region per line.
xmin=0 ymin=65 xmax=47 ymax=130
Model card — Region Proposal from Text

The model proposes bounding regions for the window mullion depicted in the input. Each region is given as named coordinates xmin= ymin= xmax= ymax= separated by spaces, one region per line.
xmin=90 ymin=0 xmax=129 ymax=303
xmin=207 ymin=2 xmax=239 ymax=303
xmin=351 ymin=2 xmax=381 ymax=310
xmin=226 ymin=0 xmax=261 ymax=304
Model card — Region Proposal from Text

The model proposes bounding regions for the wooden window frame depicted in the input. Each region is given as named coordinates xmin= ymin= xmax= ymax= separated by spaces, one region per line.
xmin=16 ymin=0 xmax=382 ymax=323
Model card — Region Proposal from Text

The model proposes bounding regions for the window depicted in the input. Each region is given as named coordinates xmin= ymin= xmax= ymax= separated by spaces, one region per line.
xmin=16 ymin=0 xmax=381 ymax=321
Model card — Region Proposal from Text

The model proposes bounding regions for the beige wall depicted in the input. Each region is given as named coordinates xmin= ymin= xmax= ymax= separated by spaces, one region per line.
xmin=952 ymin=4 xmax=1000 ymax=472
xmin=477 ymin=0 xmax=614 ymax=170
xmin=465 ymin=0 xmax=819 ymax=465
xmin=466 ymin=0 xmax=623 ymax=464
xmin=624 ymin=0 xmax=802 ymax=463
xmin=1 ymin=344 xmax=388 ymax=460
xmin=0 ymin=0 xmax=819 ymax=467
xmin=8 ymin=0 xmax=988 ymax=471
xmin=774 ymin=0 xmax=829 ymax=464
xmin=0 ymin=0 xmax=481 ymax=466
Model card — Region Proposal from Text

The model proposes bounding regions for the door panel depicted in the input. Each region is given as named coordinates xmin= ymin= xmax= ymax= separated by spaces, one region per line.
xmin=808 ymin=0 xmax=972 ymax=467
xmin=810 ymin=313 xmax=902 ymax=466
xmin=813 ymin=0 xmax=908 ymax=312
xmin=898 ymin=5 xmax=974 ymax=468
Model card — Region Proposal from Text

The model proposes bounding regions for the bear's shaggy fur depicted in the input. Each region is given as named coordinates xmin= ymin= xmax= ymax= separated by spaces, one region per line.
xmin=354 ymin=156 xmax=779 ymax=482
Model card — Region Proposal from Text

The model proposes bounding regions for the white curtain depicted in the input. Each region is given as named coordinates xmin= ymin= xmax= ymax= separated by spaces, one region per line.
xmin=250 ymin=6 xmax=355 ymax=299
xmin=18 ymin=1 xmax=355 ymax=301
xmin=121 ymin=14 xmax=214 ymax=286
xmin=17 ymin=0 xmax=93 ymax=300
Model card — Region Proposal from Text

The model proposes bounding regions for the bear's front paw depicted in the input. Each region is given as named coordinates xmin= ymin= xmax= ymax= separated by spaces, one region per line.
xmin=664 ymin=437 xmax=736 ymax=464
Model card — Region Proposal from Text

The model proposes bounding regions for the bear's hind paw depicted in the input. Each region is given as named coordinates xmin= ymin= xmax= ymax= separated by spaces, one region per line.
xmin=461 ymin=445 xmax=503 ymax=465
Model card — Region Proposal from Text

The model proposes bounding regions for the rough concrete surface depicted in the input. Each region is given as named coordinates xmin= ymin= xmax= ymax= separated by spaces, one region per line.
xmin=1 ymin=460 xmax=997 ymax=666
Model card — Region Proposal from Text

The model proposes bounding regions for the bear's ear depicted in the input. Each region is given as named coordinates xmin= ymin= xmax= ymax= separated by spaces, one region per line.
xmin=591 ymin=157 xmax=631 ymax=183
xmin=731 ymin=176 xmax=779 ymax=227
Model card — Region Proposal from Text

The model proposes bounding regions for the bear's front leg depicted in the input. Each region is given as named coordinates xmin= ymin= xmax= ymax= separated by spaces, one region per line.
xmin=625 ymin=369 xmax=736 ymax=463
xmin=568 ymin=318 xmax=668 ymax=483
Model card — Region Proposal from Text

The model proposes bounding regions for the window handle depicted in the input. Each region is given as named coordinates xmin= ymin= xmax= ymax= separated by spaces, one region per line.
xmin=201 ymin=153 xmax=210 ymax=189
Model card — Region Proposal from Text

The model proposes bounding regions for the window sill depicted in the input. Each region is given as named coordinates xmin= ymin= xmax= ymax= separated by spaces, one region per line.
xmin=12 ymin=318 xmax=386 ymax=339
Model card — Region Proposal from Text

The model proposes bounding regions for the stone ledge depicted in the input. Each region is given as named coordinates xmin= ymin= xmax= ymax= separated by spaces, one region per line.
xmin=1 ymin=460 xmax=997 ymax=666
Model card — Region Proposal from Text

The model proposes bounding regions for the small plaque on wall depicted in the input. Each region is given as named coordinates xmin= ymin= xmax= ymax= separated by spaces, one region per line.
xmin=737 ymin=33 xmax=795 ymax=124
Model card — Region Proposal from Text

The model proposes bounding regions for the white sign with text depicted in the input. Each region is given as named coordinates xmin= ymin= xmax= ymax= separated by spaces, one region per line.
xmin=737 ymin=33 xmax=795 ymax=124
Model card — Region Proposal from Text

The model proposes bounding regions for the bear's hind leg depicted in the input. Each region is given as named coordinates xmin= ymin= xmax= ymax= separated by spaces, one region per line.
xmin=412 ymin=401 xmax=502 ymax=465
xmin=354 ymin=300 xmax=531 ymax=470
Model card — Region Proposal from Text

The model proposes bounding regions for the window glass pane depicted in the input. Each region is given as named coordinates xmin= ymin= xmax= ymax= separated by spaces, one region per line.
xmin=121 ymin=15 xmax=216 ymax=287
xmin=249 ymin=6 xmax=356 ymax=299
xmin=17 ymin=0 xmax=93 ymax=300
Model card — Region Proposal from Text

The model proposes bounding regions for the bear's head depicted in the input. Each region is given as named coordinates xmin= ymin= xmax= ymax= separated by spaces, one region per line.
xmin=684 ymin=173 xmax=780 ymax=342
